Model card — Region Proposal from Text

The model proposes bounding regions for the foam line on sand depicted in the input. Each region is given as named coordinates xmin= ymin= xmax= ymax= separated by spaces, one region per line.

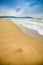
xmin=11 ymin=19 xmax=43 ymax=36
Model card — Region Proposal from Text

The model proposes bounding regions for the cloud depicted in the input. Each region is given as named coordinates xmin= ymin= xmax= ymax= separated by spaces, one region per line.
xmin=19 ymin=1 xmax=43 ymax=17
xmin=0 ymin=6 xmax=24 ymax=17
xmin=0 ymin=0 xmax=43 ymax=18
xmin=15 ymin=8 xmax=21 ymax=12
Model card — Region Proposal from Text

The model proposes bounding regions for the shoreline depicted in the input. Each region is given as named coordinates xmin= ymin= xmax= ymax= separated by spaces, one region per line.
xmin=10 ymin=18 xmax=43 ymax=41
xmin=21 ymin=26 xmax=43 ymax=41
xmin=11 ymin=18 xmax=43 ymax=36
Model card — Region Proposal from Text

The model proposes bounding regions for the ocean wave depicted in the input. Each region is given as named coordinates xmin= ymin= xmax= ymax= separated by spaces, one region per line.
xmin=11 ymin=19 xmax=43 ymax=36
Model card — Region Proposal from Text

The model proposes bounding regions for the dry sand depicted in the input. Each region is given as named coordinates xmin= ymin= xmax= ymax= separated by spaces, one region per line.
xmin=0 ymin=18 xmax=43 ymax=65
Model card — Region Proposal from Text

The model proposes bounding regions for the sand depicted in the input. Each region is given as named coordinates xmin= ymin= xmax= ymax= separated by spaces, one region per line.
xmin=0 ymin=18 xmax=43 ymax=65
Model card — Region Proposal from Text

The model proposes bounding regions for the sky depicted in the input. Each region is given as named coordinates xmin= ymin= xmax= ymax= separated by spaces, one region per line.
xmin=0 ymin=0 xmax=43 ymax=17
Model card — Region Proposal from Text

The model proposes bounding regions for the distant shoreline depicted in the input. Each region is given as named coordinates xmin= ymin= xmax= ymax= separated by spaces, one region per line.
xmin=0 ymin=16 xmax=33 ymax=18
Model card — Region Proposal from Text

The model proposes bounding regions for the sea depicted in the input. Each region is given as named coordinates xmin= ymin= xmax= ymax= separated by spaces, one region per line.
xmin=10 ymin=18 xmax=43 ymax=40
xmin=0 ymin=16 xmax=43 ymax=40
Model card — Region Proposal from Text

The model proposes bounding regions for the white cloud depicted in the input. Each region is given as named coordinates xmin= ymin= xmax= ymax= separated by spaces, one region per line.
xmin=0 ymin=4 xmax=43 ymax=18
xmin=0 ymin=6 xmax=24 ymax=17
xmin=21 ymin=3 xmax=43 ymax=17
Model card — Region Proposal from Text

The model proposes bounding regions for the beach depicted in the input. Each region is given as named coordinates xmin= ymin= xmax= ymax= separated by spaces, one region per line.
xmin=0 ymin=18 xmax=43 ymax=65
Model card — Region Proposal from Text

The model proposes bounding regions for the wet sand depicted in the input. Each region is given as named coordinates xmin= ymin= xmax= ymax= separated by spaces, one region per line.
xmin=0 ymin=18 xmax=43 ymax=65
xmin=21 ymin=27 xmax=43 ymax=41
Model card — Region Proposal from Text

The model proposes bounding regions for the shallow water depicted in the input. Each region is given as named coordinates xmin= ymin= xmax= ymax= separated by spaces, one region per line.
xmin=10 ymin=18 xmax=43 ymax=41
xmin=21 ymin=27 xmax=43 ymax=41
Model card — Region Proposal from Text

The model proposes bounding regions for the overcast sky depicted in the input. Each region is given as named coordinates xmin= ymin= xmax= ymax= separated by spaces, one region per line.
xmin=0 ymin=0 xmax=43 ymax=17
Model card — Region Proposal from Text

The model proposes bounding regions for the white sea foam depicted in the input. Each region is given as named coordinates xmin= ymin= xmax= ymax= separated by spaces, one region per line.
xmin=11 ymin=18 xmax=43 ymax=36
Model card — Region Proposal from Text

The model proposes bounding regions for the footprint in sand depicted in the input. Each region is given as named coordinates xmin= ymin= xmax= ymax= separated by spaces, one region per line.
xmin=13 ymin=47 xmax=22 ymax=55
